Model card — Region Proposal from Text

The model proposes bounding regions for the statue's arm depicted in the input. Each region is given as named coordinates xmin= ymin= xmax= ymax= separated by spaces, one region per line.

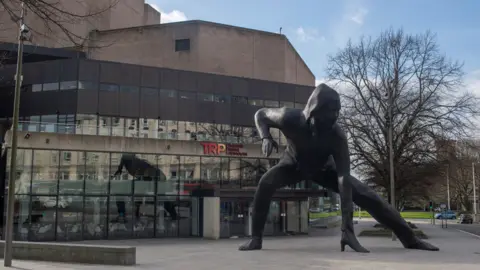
xmin=254 ymin=107 xmax=289 ymax=140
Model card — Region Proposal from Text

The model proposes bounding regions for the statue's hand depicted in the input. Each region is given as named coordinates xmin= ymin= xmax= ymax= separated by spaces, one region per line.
xmin=262 ymin=137 xmax=278 ymax=157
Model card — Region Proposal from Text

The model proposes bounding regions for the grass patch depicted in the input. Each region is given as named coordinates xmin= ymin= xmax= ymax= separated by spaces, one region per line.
xmin=310 ymin=211 xmax=434 ymax=220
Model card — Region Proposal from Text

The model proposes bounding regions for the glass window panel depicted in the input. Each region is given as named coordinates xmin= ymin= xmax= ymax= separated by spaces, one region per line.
xmin=78 ymin=81 xmax=98 ymax=90
xmin=83 ymin=196 xmax=108 ymax=240
xmin=225 ymin=158 xmax=241 ymax=188
xmin=139 ymin=118 xmax=157 ymax=139
xmin=214 ymin=94 xmax=231 ymax=103
xmin=133 ymin=154 xmax=157 ymax=195
xmin=280 ymin=101 xmax=294 ymax=108
xmin=264 ymin=100 xmax=279 ymax=108
xmin=32 ymin=84 xmax=42 ymax=92
xmin=248 ymin=99 xmax=263 ymax=106
xmin=42 ymin=82 xmax=59 ymax=91
xmin=201 ymin=157 xmax=228 ymax=187
xmin=156 ymin=196 xmax=179 ymax=237
xmin=141 ymin=87 xmax=158 ymax=95
xmin=125 ymin=118 xmax=139 ymax=137
xmin=108 ymin=195 xmax=133 ymax=238
xmin=56 ymin=195 xmax=83 ymax=241
xmin=156 ymin=155 xmax=179 ymax=195
xmin=120 ymin=85 xmax=139 ymax=93
xmin=85 ymin=152 xmax=110 ymax=195
xmin=111 ymin=117 xmax=125 ymax=137
xmin=166 ymin=120 xmax=178 ymax=140
xmin=160 ymin=89 xmax=176 ymax=98
xmin=59 ymin=151 xmax=84 ymax=195
xmin=57 ymin=114 xmax=75 ymax=134
xmin=40 ymin=114 xmax=57 ymax=133
xmin=232 ymin=96 xmax=247 ymax=104
xmin=241 ymin=159 xmax=260 ymax=188
xmin=110 ymin=153 xmax=133 ymax=195
xmin=178 ymin=91 xmax=195 ymax=100
xmin=178 ymin=121 xmax=196 ymax=140
xmin=99 ymin=83 xmax=119 ymax=92
xmin=5 ymin=148 xmax=33 ymax=194
xmin=197 ymin=93 xmax=213 ymax=102
xmin=60 ymin=81 xmax=78 ymax=90
xmin=244 ymin=127 xmax=261 ymax=144
xmin=294 ymin=102 xmax=306 ymax=109
xmin=12 ymin=195 xmax=30 ymax=241
xmin=29 ymin=195 xmax=57 ymax=241
xmin=179 ymin=156 xmax=201 ymax=195
xmin=133 ymin=196 xmax=155 ymax=238
xmin=27 ymin=116 xmax=40 ymax=132
xmin=178 ymin=197 xmax=196 ymax=237
xmin=32 ymin=150 xmax=59 ymax=195
xmin=98 ymin=116 xmax=112 ymax=136
xmin=75 ymin=114 xmax=97 ymax=135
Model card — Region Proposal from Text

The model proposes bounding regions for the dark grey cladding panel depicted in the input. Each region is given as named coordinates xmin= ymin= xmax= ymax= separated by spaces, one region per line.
xmin=213 ymin=76 xmax=231 ymax=94
xmin=248 ymin=79 xmax=278 ymax=100
xmin=59 ymin=59 xmax=79 ymax=81
xmin=197 ymin=73 xmax=214 ymax=93
xmin=160 ymin=69 xmax=179 ymax=89
xmin=42 ymin=60 xmax=61 ymax=83
xmin=117 ymin=64 xmax=141 ymax=85
xmin=140 ymin=88 xmax=159 ymax=118
xmin=213 ymin=103 xmax=231 ymax=124
xmin=178 ymin=70 xmax=197 ymax=91
xmin=177 ymin=99 xmax=197 ymax=121
xmin=141 ymin=67 xmax=160 ymax=88
xmin=22 ymin=62 xmax=44 ymax=84
xmin=0 ymin=65 xmax=16 ymax=86
xmin=231 ymin=77 xmax=248 ymax=97
xmin=119 ymin=92 xmax=140 ymax=118
xmin=99 ymin=62 xmax=119 ymax=83
xmin=78 ymin=60 xmax=100 ymax=82
xmin=278 ymin=83 xmax=295 ymax=101
xmin=159 ymin=97 xmax=177 ymax=120
xmin=98 ymin=91 xmax=119 ymax=115
xmin=195 ymin=101 xmax=214 ymax=123
xmin=77 ymin=90 xmax=98 ymax=114
xmin=21 ymin=92 xmax=60 ymax=115
xmin=56 ymin=91 xmax=77 ymax=114
xmin=231 ymin=103 xmax=256 ymax=126
xmin=294 ymin=85 xmax=314 ymax=103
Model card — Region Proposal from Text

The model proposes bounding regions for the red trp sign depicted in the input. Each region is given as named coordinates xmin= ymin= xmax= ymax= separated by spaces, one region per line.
xmin=201 ymin=142 xmax=247 ymax=156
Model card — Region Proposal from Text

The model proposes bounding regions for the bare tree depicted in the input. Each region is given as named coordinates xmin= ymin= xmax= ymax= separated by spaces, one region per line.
xmin=326 ymin=28 xmax=480 ymax=209
xmin=1 ymin=0 xmax=119 ymax=49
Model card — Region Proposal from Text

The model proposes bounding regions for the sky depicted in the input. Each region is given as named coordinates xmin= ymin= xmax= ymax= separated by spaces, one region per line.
xmin=146 ymin=0 xmax=480 ymax=92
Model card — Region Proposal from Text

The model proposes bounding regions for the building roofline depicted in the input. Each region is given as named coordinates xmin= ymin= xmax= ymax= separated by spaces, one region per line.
xmin=0 ymin=42 xmax=86 ymax=59
xmin=92 ymin=20 xmax=315 ymax=80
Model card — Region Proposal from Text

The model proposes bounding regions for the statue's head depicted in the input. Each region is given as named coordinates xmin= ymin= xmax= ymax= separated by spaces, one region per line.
xmin=304 ymin=83 xmax=341 ymax=131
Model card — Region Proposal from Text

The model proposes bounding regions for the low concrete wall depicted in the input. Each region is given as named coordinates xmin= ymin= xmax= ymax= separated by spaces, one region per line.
xmin=0 ymin=241 xmax=136 ymax=265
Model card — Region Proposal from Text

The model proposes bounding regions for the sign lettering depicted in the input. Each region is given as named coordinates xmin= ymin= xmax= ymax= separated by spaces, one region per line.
xmin=201 ymin=142 xmax=247 ymax=156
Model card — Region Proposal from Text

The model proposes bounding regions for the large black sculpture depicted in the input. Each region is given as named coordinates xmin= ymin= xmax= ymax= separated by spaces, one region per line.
xmin=239 ymin=84 xmax=439 ymax=252
xmin=112 ymin=154 xmax=178 ymax=221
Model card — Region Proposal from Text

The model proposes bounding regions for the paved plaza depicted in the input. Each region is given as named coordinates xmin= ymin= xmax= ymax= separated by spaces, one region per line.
xmin=2 ymin=220 xmax=480 ymax=270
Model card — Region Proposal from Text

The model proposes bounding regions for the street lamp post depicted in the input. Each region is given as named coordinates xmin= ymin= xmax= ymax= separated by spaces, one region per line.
xmin=3 ymin=2 xmax=26 ymax=267
xmin=473 ymin=162 xmax=477 ymax=221
xmin=447 ymin=164 xmax=450 ymax=210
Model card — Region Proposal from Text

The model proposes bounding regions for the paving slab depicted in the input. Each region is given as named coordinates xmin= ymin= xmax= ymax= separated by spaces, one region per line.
xmin=2 ymin=220 xmax=480 ymax=270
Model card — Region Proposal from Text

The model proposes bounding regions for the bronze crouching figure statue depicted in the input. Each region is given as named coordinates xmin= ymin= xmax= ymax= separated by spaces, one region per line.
xmin=239 ymin=83 xmax=439 ymax=253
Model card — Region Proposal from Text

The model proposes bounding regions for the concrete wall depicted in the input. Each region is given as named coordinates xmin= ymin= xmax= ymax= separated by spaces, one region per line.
xmin=203 ymin=197 xmax=220 ymax=239
xmin=88 ymin=21 xmax=315 ymax=86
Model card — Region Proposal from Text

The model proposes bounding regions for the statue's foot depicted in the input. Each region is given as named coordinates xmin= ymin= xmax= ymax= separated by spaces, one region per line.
xmin=405 ymin=238 xmax=439 ymax=251
xmin=341 ymin=231 xmax=370 ymax=253
xmin=239 ymin=237 xmax=262 ymax=251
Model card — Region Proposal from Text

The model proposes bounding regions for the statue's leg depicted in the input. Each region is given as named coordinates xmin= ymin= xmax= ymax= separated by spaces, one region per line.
xmin=316 ymin=170 xmax=439 ymax=251
xmin=239 ymin=162 xmax=300 ymax=251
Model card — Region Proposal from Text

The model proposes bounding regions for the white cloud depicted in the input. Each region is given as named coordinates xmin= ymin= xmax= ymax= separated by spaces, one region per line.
xmin=465 ymin=69 xmax=480 ymax=95
xmin=148 ymin=3 xmax=188 ymax=23
xmin=295 ymin=27 xmax=325 ymax=42
xmin=349 ymin=8 xmax=369 ymax=25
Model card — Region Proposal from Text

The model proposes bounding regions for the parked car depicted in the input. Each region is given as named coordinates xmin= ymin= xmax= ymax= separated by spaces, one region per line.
xmin=458 ymin=214 xmax=473 ymax=224
xmin=434 ymin=210 xmax=456 ymax=219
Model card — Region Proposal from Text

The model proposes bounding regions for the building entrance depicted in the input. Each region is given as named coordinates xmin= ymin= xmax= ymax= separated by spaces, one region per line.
xmin=220 ymin=199 xmax=249 ymax=238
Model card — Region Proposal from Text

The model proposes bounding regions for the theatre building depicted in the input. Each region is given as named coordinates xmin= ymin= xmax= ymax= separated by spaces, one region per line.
xmin=0 ymin=17 xmax=339 ymax=242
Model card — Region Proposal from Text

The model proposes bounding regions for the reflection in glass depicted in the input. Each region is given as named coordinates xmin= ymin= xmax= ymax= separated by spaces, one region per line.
xmin=226 ymin=158 xmax=241 ymax=188
xmin=197 ymin=93 xmax=213 ymax=102
xmin=294 ymin=102 xmax=306 ymax=109
xmin=248 ymin=99 xmax=263 ymax=106
xmin=59 ymin=151 xmax=84 ymax=195
xmin=40 ymin=114 xmax=57 ymax=133
xmin=29 ymin=195 xmax=57 ymax=241
xmin=58 ymin=114 xmax=75 ymax=134
xmin=264 ymin=100 xmax=279 ymax=108
xmin=279 ymin=101 xmax=294 ymax=108
xmin=139 ymin=118 xmax=157 ymax=138
xmin=32 ymin=150 xmax=59 ymax=195
xmin=76 ymin=114 xmax=97 ymax=135
xmin=60 ymin=81 xmax=78 ymax=90
xmin=120 ymin=85 xmax=139 ymax=93
xmin=13 ymin=195 xmax=30 ymax=241
xmin=98 ymin=116 xmax=112 ymax=136
xmin=133 ymin=196 xmax=155 ymax=238
xmin=100 ymin=83 xmax=119 ymax=92
xmin=112 ymin=117 xmax=125 ymax=137
xmin=179 ymin=156 xmax=200 ymax=195
xmin=241 ymin=158 xmax=260 ymax=188
xmin=84 ymin=196 xmax=108 ymax=240
xmin=178 ymin=91 xmax=195 ymax=99
xmin=201 ymin=157 xmax=227 ymax=187
xmin=160 ymin=89 xmax=176 ymax=98
xmin=85 ymin=152 xmax=110 ymax=194
xmin=133 ymin=154 xmax=157 ymax=195
xmin=232 ymin=96 xmax=247 ymax=104
xmin=56 ymin=196 xmax=83 ymax=241
xmin=108 ymin=195 xmax=133 ymax=238
xmin=157 ymin=155 xmax=178 ymax=195
xmin=6 ymin=148 xmax=32 ymax=194
xmin=178 ymin=197 xmax=194 ymax=237
xmin=42 ymin=82 xmax=59 ymax=91
xmin=110 ymin=153 xmax=132 ymax=194
xmin=78 ymin=81 xmax=98 ymax=90
xmin=125 ymin=118 xmax=139 ymax=137
xmin=178 ymin=121 xmax=196 ymax=140
xmin=157 ymin=196 xmax=178 ymax=237
xmin=214 ymin=94 xmax=230 ymax=103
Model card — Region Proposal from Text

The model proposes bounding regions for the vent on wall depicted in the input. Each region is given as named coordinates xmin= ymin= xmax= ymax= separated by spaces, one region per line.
xmin=175 ymin=39 xmax=190 ymax=52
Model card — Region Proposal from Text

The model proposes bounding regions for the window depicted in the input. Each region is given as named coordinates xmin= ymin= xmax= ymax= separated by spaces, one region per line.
xmin=175 ymin=39 xmax=190 ymax=52
xmin=120 ymin=85 xmax=139 ymax=93
xmin=294 ymin=102 xmax=306 ymax=109
xmin=42 ymin=82 xmax=59 ymax=91
xmin=214 ymin=94 xmax=230 ymax=103
xmin=60 ymin=81 xmax=78 ymax=90
xmin=141 ymin=87 xmax=158 ymax=95
xmin=32 ymin=84 xmax=42 ymax=92
xmin=160 ymin=89 xmax=176 ymax=98
xmin=279 ymin=101 xmax=294 ymax=108
xmin=99 ymin=83 xmax=118 ymax=92
xmin=179 ymin=91 xmax=195 ymax=99
xmin=264 ymin=100 xmax=279 ymax=108
xmin=197 ymin=93 xmax=213 ymax=102
xmin=248 ymin=99 xmax=263 ymax=106
xmin=63 ymin=151 xmax=72 ymax=161
xmin=78 ymin=81 xmax=98 ymax=90
xmin=232 ymin=96 xmax=248 ymax=104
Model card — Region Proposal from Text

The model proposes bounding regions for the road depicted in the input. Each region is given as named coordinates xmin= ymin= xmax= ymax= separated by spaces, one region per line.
xmin=446 ymin=223 xmax=480 ymax=237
